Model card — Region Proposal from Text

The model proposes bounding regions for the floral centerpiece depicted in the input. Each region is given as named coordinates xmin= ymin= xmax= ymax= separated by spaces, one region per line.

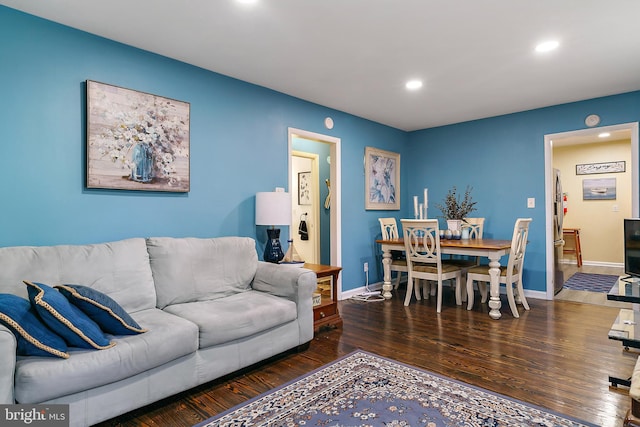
xmin=435 ymin=186 xmax=477 ymax=231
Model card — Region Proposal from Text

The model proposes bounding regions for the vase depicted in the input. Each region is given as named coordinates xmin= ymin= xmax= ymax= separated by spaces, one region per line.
xmin=263 ymin=228 xmax=284 ymax=263
xmin=461 ymin=228 xmax=470 ymax=240
xmin=131 ymin=142 xmax=153 ymax=183
xmin=447 ymin=219 xmax=462 ymax=232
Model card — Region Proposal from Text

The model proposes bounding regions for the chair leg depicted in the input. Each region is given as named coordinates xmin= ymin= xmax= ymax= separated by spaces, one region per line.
xmin=421 ymin=280 xmax=430 ymax=300
xmin=516 ymin=279 xmax=530 ymax=310
xmin=436 ymin=279 xmax=443 ymax=313
xmin=466 ymin=276 xmax=474 ymax=310
xmin=454 ymin=273 xmax=462 ymax=306
xmin=404 ymin=276 xmax=415 ymax=306
xmin=393 ymin=272 xmax=401 ymax=289
xmin=460 ymin=273 xmax=467 ymax=303
xmin=414 ymin=279 xmax=422 ymax=300
xmin=505 ymin=282 xmax=519 ymax=318
xmin=479 ymin=282 xmax=488 ymax=303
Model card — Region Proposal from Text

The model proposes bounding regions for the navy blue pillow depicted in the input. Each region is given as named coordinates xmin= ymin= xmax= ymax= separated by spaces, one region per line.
xmin=55 ymin=284 xmax=146 ymax=335
xmin=0 ymin=294 xmax=69 ymax=359
xmin=24 ymin=281 xmax=114 ymax=350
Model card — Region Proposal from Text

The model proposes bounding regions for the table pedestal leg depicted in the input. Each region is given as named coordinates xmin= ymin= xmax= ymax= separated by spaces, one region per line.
xmin=488 ymin=256 xmax=502 ymax=320
xmin=381 ymin=247 xmax=393 ymax=299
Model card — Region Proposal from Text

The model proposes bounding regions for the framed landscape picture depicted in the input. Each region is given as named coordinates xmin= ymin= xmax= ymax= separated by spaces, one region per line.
xmin=365 ymin=146 xmax=400 ymax=210
xmin=86 ymin=80 xmax=191 ymax=192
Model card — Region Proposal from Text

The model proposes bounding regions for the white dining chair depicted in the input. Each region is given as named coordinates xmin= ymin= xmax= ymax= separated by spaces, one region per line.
xmin=446 ymin=217 xmax=485 ymax=269
xmin=378 ymin=217 xmax=407 ymax=289
xmin=465 ymin=218 xmax=532 ymax=318
xmin=401 ymin=219 xmax=463 ymax=312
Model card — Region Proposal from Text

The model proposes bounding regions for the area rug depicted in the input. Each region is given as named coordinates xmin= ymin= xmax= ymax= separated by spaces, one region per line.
xmin=563 ymin=272 xmax=619 ymax=293
xmin=195 ymin=350 xmax=596 ymax=427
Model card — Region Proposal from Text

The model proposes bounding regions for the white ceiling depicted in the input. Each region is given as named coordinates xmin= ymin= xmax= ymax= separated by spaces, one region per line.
xmin=3 ymin=0 xmax=640 ymax=131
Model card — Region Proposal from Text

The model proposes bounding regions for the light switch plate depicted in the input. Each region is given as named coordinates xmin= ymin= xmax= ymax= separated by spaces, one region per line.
xmin=527 ymin=198 xmax=535 ymax=208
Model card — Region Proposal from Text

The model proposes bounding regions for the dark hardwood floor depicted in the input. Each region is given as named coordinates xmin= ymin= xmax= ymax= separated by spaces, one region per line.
xmin=96 ymin=279 xmax=634 ymax=427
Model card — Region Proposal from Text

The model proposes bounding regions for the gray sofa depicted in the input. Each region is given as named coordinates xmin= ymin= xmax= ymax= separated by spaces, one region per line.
xmin=0 ymin=236 xmax=316 ymax=427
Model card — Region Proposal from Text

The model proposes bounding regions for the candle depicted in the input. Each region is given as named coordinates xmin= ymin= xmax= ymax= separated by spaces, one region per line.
xmin=424 ymin=188 xmax=428 ymax=208
xmin=419 ymin=203 xmax=424 ymax=219
xmin=413 ymin=196 xmax=419 ymax=218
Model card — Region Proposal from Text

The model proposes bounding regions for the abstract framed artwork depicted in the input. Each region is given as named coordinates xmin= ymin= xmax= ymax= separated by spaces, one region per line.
xmin=365 ymin=146 xmax=400 ymax=210
xmin=576 ymin=161 xmax=625 ymax=175
xmin=298 ymin=171 xmax=311 ymax=205
xmin=582 ymin=178 xmax=616 ymax=200
xmin=86 ymin=80 xmax=190 ymax=192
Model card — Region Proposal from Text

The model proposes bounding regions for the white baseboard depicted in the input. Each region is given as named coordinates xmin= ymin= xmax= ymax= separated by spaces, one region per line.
xmin=340 ymin=281 xmax=384 ymax=300
xmin=560 ymin=259 xmax=623 ymax=268
xmin=341 ymin=280 xmax=548 ymax=302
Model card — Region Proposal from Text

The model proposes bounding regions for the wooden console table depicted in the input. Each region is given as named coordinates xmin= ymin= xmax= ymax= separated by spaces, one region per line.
xmin=304 ymin=263 xmax=343 ymax=333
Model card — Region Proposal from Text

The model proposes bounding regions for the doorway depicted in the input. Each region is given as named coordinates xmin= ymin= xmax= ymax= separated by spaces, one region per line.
xmin=544 ymin=122 xmax=639 ymax=299
xmin=288 ymin=128 xmax=342 ymax=289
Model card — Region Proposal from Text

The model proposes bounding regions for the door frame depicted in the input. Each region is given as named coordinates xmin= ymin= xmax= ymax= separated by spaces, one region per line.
xmin=544 ymin=121 xmax=639 ymax=300
xmin=288 ymin=128 xmax=342 ymax=291
xmin=291 ymin=150 xmax=321 ymax=264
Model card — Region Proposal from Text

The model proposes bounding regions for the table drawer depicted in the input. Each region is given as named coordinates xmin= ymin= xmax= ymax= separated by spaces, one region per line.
xmin=314 ymin=303 xmax=337 ymax=321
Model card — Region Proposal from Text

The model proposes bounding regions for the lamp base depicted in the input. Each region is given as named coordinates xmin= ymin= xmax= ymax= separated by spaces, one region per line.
xmin=264 ymin=228 xmax=284 ymax=263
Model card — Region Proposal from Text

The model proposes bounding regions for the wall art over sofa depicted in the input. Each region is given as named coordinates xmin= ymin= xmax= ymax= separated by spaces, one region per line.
xmin=86 ymin=80 xmax=190 ymax=192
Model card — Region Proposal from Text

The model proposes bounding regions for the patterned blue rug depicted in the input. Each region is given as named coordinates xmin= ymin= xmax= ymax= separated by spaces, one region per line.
xmin=195 ymin=350 xmax=596 ymax=427
xmin=563 ymin=272 xmax=619 ymax=293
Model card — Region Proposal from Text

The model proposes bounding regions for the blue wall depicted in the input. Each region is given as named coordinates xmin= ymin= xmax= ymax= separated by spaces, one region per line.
xmin=2 ymin=5 xmax=640 ymax=295
xmin=0 ymin=6 xmax=408 ymax=292
xmin=407 ymin=92 xmax=640 ymax=292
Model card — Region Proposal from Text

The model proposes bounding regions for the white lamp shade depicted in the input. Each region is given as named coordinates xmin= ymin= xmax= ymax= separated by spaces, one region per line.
xmin=255 ymin=192 xmax=291 ymax=226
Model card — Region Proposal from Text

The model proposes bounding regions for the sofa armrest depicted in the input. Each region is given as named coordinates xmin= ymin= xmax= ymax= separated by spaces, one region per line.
xmin=0 ymin=324 xmax=16 ymax=403
xmin=253 ymin=262 xmax=317 ymax=344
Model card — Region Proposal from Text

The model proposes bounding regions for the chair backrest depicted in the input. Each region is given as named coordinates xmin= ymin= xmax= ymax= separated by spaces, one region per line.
xmin=506 ymin=218 xmax=533 ymax=278
xmin=379 ymin=217 xmax=400 ymax=240
xmin=400 ymin=219 xmax=441 ymax=268
xmin=462 ymin=217 xmax=485 ymax=239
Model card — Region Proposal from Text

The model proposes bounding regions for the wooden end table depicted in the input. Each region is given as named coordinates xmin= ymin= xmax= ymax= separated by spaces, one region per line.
xmin=304 ymin=263 xmax=343 ymax=333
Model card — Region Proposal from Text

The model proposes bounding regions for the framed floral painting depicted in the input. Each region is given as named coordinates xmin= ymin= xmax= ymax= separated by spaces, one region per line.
xmin=364 ymin=146 xmax=400 ymax=210
xmin=86 ymin=80 xmax=190 ymax=192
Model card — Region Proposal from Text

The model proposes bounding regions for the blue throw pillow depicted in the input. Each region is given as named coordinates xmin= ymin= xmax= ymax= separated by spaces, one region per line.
xmin=0 ymin=294 xmax=69 ymax=359
xmin=24 ymin=281 xmax=114 ymax=350
xmin=55 ymin=284 xmax=146 ymax=335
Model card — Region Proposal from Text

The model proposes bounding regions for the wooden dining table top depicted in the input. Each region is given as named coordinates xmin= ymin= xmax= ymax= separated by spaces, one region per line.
xmin=376 ymin=237 xmax=513 ymax=250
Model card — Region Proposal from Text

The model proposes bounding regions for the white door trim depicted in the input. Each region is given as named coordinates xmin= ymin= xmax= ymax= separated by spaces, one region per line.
xmin=288 ymin=127 xmax=342 ymax=295
xmin=543 ymin=122 xmax=639 ymax=300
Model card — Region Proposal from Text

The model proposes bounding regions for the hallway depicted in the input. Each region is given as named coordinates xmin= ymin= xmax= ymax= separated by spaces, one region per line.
xmin=555 ymin=262 xmax=625 ymax=307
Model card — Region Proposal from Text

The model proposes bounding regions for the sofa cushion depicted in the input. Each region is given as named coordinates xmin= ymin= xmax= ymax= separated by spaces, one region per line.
xmin=147 ymin=237 xmax=258 ymax=309
xmin=14 ymin=308 xmax=199 ymax=403
xmin=164 ymin=290 xmax=297 ymax=347
xmin=0 ymin=238 xmax=157 ymax=313
xmin=0 ymin=294 xmax=69 ymax=359
xmin=24 ymin=281 xmax=114 ymax=350
xmin=55 ymin=284 xmax=147 ymax=335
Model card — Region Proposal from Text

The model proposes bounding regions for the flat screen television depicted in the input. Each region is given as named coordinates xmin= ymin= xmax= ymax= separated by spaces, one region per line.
xmin=623 ymin=218 xmax=640 ymax=281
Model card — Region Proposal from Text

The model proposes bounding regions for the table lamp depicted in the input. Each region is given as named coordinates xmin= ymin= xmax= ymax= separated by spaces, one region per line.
xmin=255 ymin=191 xmax=291 ymax=263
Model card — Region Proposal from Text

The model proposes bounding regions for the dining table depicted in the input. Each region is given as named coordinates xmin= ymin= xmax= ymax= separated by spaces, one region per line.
xmin=375 ymin=237 xmax=513 ymax=320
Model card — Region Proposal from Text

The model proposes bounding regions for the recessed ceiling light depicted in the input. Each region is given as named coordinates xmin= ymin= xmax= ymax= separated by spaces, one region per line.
xmin=535 ymin=40 xmax=559 ymax=53
xmin=406 ymin=80 xmax=423 ymax=90
xmin=598 ymin=132 xmax=611 ymax=138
